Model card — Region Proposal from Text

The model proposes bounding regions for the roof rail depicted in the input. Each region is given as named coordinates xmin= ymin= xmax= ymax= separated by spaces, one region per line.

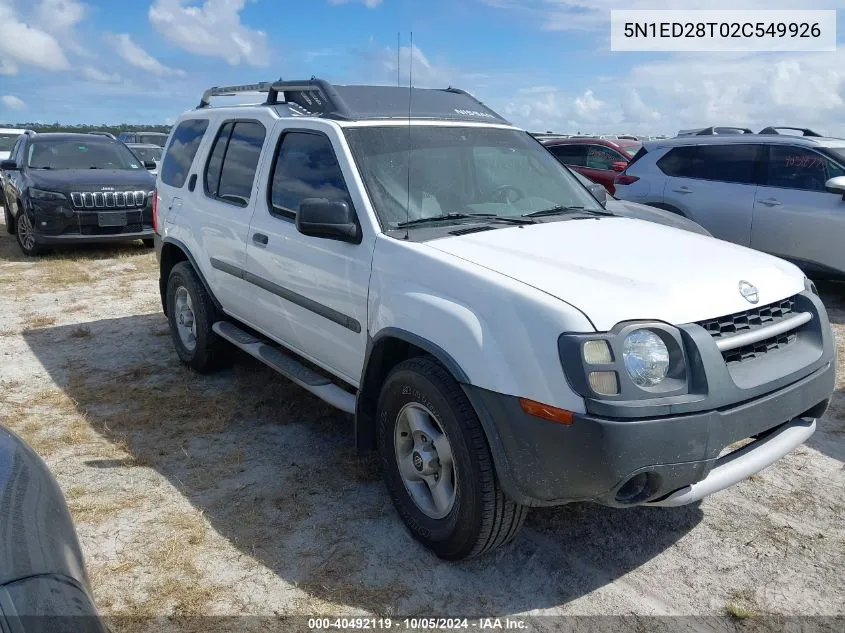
xmin=694 ymin=126 xmax=754 ymax=136
xmin=758 ymin=126 xmax=823 ymax=137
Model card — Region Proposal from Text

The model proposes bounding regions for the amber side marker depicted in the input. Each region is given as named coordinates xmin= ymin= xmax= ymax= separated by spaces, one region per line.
xmin=518 ymin=398 xmax=574 ymax=425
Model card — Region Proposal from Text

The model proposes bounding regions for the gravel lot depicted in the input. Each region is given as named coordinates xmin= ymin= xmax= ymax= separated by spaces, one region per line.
xmin=0 ymin=218 xmax=843 ymax=632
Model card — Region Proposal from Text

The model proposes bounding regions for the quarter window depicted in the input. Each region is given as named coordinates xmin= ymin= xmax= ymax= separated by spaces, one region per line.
xmin=160 ymin=119 xmax=209 ymax=188
xmin=765 ymin=146 xmax=845 ymax=192
xmin=203 ymin=120 xmax=266 ymax=207
xmin=268 ymin=132 xmax=352 ymax=218
xmin=657 ymin=144 xmax=761 ymax=185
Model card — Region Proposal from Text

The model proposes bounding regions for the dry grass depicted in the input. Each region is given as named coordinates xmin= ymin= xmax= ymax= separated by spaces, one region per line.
xmin=725 ymin=590 xmax=757 ymax=620
xmin=68 ymin=493 xmax=147 ymax=524
xmin=23 ymin=313 xmax=57 ymax=330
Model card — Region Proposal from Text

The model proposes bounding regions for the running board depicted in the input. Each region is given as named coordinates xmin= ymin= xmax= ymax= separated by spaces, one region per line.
xmin=212 ymin=321 xmax=356 ymax=414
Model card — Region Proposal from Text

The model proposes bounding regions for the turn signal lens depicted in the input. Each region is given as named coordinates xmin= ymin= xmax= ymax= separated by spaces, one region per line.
xmin=518 ymin=398 xmax=574 ymax=425
xmin=588 ymin=371 xmax=619 ymax=396
xmin=583 ymin=340 xmax=612 ymax=364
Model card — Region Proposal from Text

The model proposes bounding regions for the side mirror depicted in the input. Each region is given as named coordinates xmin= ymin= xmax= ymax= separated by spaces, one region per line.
xmin=143 ymin=160 xmax=157 ymax=171
xmin=611 ymin=161 xmax=627 ymax=172
xmin=588 ymin=182 xmax=608 ymax=206
xmin=296 ymin=198 xmax=361 ymax=243
xmin=1 ymin=160 xmax=18 ymax=171
xmin=824 ymin=176 xmax=845 ymax=199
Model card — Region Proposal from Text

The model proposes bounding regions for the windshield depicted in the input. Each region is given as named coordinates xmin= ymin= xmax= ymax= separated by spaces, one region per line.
xmin=344 ymin=126 xmax=603 ymax=229
xmin=825 ymin=148 xmax=845 ymax=166
xmin=0 ymin=133 xmax=21 ymax=152
xmin=139 ymin=134 xmax=167 ymax=147
xmin=619 ymin=143 xmax=642 ymax=158
xmin=130 ymin=146 xmax=163 ymax=162
xmin=26 ymin=139 xmax=142 ymax=170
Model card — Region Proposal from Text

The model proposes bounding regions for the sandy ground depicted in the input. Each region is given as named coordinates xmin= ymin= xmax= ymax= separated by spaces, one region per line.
xmin=0 ymin=216 xmax=843 ymax=632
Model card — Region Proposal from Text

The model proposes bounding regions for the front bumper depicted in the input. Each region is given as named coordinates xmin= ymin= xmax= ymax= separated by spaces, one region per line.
xmin=28 ymin=199 xmax=153 ymax=244
xmin=464 ymin=358 xmax=834 ymax=508
xmin=38 ymin=230 xmax=152 ymax=244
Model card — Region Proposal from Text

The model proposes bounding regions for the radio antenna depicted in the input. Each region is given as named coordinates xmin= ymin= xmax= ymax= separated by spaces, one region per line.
xmin=404 ymin=31 xmax=413 ymax=240
xmin=397 ymin=32 xmax=401 ymax=87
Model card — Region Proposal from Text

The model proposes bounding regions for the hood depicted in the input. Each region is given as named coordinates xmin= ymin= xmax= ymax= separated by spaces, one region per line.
xmin=427 ymin=217 xmax=805 ymax=332
xmin=29 ymin=168 xmax=155 ymax=192
xmin=605 ymin=198 xmax=711 ymax=236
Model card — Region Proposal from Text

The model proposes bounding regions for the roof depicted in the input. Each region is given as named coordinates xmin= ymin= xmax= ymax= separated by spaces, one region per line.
xmin=125 ymin=142 xmax=162 ymax=148
xmin=646 ymin=133 xmax=845 ymax=150
xmin=26 ymin=132 xmax=117 ymax=143
xmin=0 ymin=128 xmax=30 ymax=135
xmin=197 ymin=79 xmax=510 ymax=125
xmin=540 ymin=137 xmax=642 ymax=150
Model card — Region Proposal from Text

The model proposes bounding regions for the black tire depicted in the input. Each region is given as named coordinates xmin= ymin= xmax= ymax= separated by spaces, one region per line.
xmin=166 ymin=261 xmax=228 ymax=373
xmin=15 ymin=210 xmax=43 ymax=256
xmin=377 ymin=356 xmax=527 ymax=560
xmin=142 ymin=238 xmax=155 ymax=248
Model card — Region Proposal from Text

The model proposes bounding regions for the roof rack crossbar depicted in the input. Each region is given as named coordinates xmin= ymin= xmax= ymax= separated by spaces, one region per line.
xmin=759 ymin=126 xmax=823 ymax=137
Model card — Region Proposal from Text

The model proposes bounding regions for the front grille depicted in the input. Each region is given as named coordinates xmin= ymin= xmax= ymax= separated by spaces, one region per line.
xmin=70 ymin=191 xmax=149 ymax=209
xmin=697 ymin=296 xmax=801 ymax=364
xmin=723 ymin=331 xmax=798 ymax=365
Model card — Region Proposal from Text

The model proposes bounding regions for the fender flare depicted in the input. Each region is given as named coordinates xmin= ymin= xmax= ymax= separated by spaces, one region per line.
xmin=159 ymin=237 xmax=224 ymax=315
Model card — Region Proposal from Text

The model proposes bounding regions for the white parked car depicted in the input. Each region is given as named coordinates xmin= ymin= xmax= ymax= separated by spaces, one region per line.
xmin=153 ymin=80 xmax=836 ymax=560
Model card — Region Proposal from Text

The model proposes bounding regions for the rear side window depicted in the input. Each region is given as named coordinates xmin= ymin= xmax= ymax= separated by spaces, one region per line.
xmin=268 ymin=132 xmax=351 ymax=219
xmin=160 ymin=119 xmax=209 ymax=188
xmin=203 ymin=121 xmax=266 ymax=207
xmin=657 ymin=144 xmax=761 ymax=185
xmin=548 ymin=144 xmax=587 ymax=166
xmin=766 ymin=146 xmax=845 ymax=192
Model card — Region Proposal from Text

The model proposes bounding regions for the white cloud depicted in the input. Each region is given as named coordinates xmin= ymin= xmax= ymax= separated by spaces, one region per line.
xmin=0 ymin=0 xmax=71 ymax=74
xmin=357 ymin=44 xmax=456 ymax=87
xmin=34 ymin=0 xmax=86 ymax=33
xmin=82 ymin=66 xmax=121 ymax=83
xmin=148 ymin=0 xmax=269 ymax=66
xmin=106 ymin=33 xmax=185 ymax=77
xmin=329 ymin=0 xmax=383 ymax=7
xmin=1 ymin=95 xmax=26 ymax=111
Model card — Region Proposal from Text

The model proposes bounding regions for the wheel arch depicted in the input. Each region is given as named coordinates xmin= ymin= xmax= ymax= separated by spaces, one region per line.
xmin=159 ymin=237 xmax=222 ymax=316
xmin=355 ymin=328 xmax=469 ymax=453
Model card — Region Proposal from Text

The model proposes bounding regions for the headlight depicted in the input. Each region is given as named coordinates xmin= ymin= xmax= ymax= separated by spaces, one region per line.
xmin=29 ymin=188 xmax=67 ymax=202
xmin=622 ymin=329 xmax=670 ymax=387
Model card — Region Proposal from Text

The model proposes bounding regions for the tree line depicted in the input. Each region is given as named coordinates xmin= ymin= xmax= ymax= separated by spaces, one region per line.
xmin=0 ymin=123 xmax=171 ymax=134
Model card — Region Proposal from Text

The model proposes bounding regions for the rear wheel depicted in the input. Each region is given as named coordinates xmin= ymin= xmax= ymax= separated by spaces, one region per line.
xmin=166 ymin=262 xmax=228 ymax=373
xmin=377 ymin=357 xmax=527 ymax=560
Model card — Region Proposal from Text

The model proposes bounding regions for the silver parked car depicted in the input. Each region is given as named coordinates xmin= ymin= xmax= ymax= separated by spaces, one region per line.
xmin=614 ymin=131 xmax=845 ymax=278
xmin=569 ymin=168 xmax=712 ymax=236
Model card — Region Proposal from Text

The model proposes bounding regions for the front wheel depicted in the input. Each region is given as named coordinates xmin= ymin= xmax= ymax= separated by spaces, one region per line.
xmin=15 ymin=211 xmax=42 ymax=256
xmin=377 ymin=357 xmax=527 ymax=560
xmin=166 ymin=262 xmax=228 ymax=373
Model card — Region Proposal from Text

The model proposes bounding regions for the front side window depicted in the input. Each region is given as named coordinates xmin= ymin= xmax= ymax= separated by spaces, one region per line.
xmin=203 ymin=121 xmax=265 ymax=207
xmin=268 ymin=131 xmax=352 ymax=218
xmin=26 ymin=139 xmax=142 ymax=170
xmin=160 ymin=119 xmax=209 ymax=188
xmin=344 ymin=126 xmax=602 ymax=229
xmin=584 ymin=145 xmax=623 ymax=170
xmin=766 ymin=146 xmax=845 ymax=192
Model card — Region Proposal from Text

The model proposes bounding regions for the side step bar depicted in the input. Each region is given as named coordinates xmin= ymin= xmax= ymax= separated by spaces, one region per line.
xmin=212 ymin=321 xmax=356 ymax=414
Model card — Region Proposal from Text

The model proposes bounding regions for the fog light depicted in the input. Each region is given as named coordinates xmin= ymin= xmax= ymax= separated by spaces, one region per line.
xmin=588 ymin=371 xmax=619 ymax=395
xmin=583 ymin=340 xmax=612 ymax=364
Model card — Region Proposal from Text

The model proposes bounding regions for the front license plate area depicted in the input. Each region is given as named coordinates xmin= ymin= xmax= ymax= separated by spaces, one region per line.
xmin=98 ymin=212 xmax=127 ymax=227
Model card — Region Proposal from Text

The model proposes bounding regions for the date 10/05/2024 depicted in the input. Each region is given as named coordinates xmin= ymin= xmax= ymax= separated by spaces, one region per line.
xmin=308 ymin=617 xmax=528 ymax=630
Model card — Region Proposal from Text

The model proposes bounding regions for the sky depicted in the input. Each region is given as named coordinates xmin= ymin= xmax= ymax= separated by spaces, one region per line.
xmin=0 ymin=0 xmax=843 ymax=136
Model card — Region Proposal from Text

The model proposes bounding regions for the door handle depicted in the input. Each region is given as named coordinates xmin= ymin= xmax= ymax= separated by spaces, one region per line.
xmin=252 ymin=233 xmax=269 ymax=246
xmin=757 ymin=198 xmax=782 ymax=207
xmin=672 ymin=186 xmax=693 ymax=194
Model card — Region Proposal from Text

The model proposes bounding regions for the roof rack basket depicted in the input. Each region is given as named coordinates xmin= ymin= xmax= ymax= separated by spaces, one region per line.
xmin=198 ymin=78 xmax=353 ymax=118
xmin=758 ymin=126 xmax=823 ymax=137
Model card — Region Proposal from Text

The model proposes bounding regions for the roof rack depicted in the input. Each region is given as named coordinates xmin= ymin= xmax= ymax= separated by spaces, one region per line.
xmin=197 ymin=78 xmax=510 ymax=124
xmin=694 ymin=126 xmax=754 ymax=136
xmin=758 ymin=126 xmax=823 ymax=137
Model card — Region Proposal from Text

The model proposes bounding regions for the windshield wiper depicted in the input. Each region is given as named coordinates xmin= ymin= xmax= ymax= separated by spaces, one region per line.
xmin=522 ymin=205 xmax=614 ymax=218
xmin=396 ymin=212 xmax=535 ymax=229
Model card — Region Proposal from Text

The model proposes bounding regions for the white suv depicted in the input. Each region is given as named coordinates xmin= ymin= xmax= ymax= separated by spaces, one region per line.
xmin=153 ymin=80 xmax=835 ymax=560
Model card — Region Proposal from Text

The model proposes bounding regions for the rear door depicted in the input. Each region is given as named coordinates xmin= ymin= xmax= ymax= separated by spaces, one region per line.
xmin=751 ymin=145 xmax=845 ymax=276
xmin=658 ymin=143 xmax=763 ymax=245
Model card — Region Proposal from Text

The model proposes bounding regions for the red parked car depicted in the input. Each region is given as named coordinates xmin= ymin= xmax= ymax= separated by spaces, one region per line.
xmin=540 ymin=137 xmax=642 ymax=195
